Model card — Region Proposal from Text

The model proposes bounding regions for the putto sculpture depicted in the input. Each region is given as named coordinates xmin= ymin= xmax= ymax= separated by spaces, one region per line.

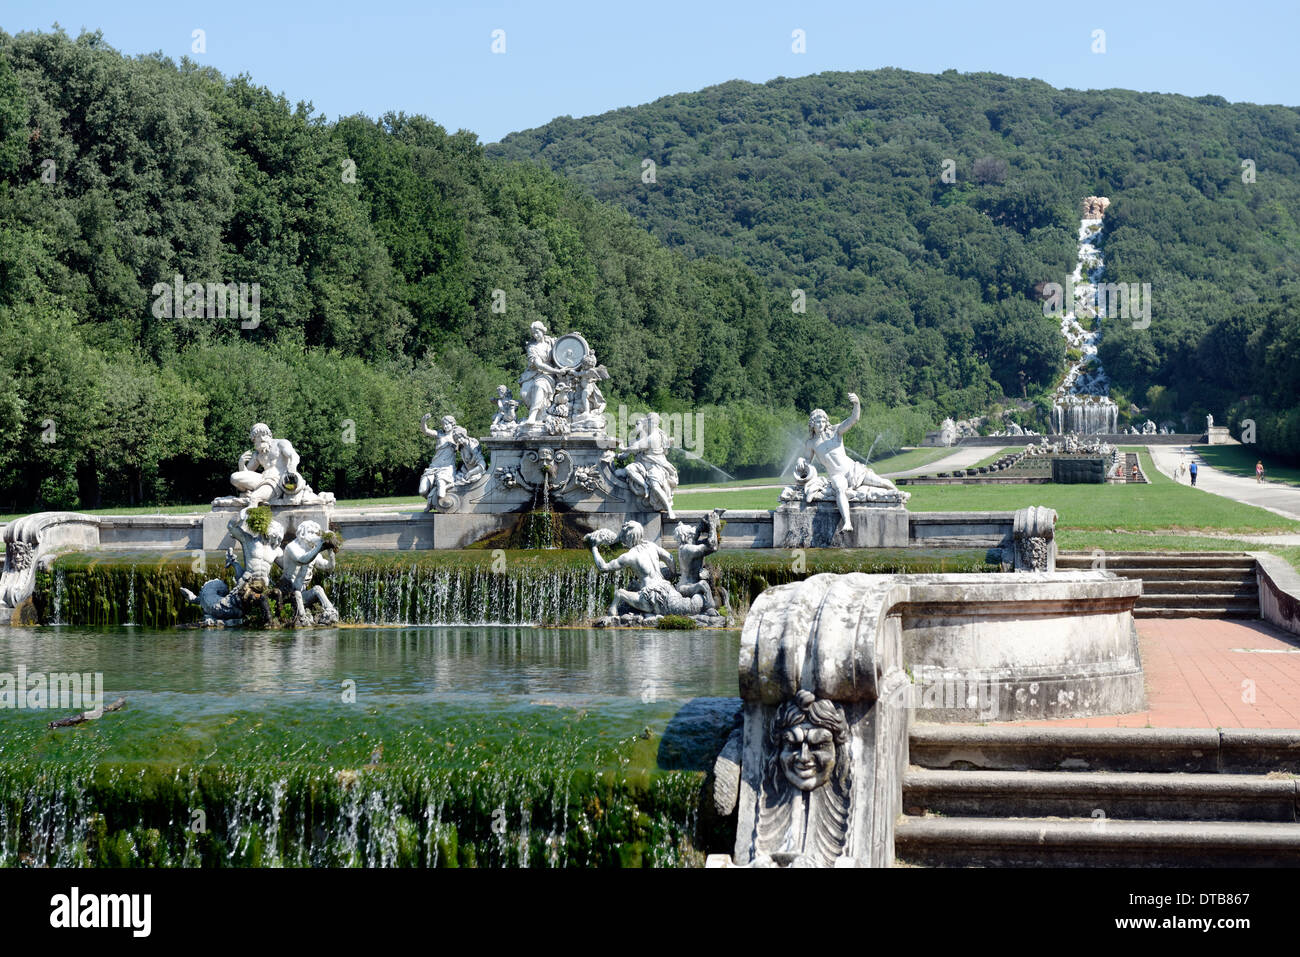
xmin=490 ymin=386 xmax=521 ymax=436
xmin=780 ymin=393 xmax=908 ymax=534
xmin=586 ymin=510 xmax=729 ymax=626
xmin=672 ymin=509 xmax=725 ymax=613
xmin=279 ymin=519 xmax=340 ymax=626
xmin=214 ymin=423 xmax=334 ymax=507
xmin=419 ymin=413 xmax=487 ymax=512
xmin=183 ymin=505 xmax=343 ymax=628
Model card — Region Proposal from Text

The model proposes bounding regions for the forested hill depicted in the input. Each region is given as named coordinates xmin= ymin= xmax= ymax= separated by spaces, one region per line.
xmin=0 ymin=28 xmax=807 ymax=511
xmin=491 ymin=69 xmax=1300 ymax=455
xmin=4 ymin=34 xmax=1300 ymax=515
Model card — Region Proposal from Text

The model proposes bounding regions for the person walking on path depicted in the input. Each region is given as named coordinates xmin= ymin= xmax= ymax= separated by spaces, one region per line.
xmin=1190 ymin=461 xmax=1198 ymax=486
xmin=1257 ymin=460 xmax=1265 ymax=484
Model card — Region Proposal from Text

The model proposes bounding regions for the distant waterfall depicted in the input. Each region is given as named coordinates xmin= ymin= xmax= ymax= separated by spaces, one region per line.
xmin=1051 ymin=196 xmax=1119 ymax=434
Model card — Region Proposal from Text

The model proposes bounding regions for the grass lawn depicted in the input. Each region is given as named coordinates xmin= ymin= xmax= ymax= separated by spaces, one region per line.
xmin=0 ymin=494 xmax=435 ymax=524
xmin=679 ymin=474 xmax=786 ymax=490
xmin=676 ymin=487 xmax=789 ymax=510
xmin=334 ymin=495 xmax=425 ymax=509
xmin=678 ymin=447 xmax=955 ymax=490
xmin=0 ymin=502 xmax=209 ymax=523
xmin=676 ymin=451 xmax=1300 ymax=535
xmin=1198 ymin=445 xmax=1300 ymax=488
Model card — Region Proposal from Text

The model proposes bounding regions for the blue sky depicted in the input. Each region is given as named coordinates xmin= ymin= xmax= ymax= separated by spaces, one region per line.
xmin=4 ymin=0 xmax=1297 ymax=143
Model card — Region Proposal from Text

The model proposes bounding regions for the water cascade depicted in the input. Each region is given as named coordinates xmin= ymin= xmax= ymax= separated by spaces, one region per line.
xmin=1051 ymin=196 xmax=1119 ymax=434
xmin=0 ymin=723 xmax=722 ymax=868
xmin=35 ymin=549 xmax=998 ymax=627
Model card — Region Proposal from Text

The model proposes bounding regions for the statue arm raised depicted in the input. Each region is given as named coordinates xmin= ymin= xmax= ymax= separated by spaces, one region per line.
xmin=293 ymin=537 xmax=326 ymax=566
xmin=227 ymin=513 xmax=252 ymax=546
xmin=835 ymin=393 xmax=861 ymax=435
xmin=419 ymin=413 xmax=440 ymax=438
xmin=590 ymin=545 xmax=624 ymax=573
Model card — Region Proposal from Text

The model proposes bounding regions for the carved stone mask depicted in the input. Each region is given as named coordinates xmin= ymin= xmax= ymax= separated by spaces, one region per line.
xmin=773 ymin=690 xmax=847 ymax=792
xmin=779 ymin=723 xmax=837 ymax=791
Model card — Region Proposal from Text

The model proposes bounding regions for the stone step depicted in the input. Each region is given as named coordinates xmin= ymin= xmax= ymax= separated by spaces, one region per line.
xmin=909 ymin=725 xmax=1300 ymax=773
xmin=1057 ymin=552 xmax=1256 ymax=570
xmin=1099 ymin=569 xmax=1256 ymax=584
xmin=1135 ymin=605 xmax=1259 ymax=619
xmin=903 ymin=768 xmax=1297 ymax=822
xmin=1139 ymin=580 xmax=1257 ymax=596
xmin=894 ymin=816 xmax=1300 ymax=867
xmin=1134 ymin=593 xmax=1259 ymax=606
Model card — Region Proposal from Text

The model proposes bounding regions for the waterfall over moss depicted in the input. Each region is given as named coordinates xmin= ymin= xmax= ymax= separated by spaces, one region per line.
xmin=34 ymin=548 xmax=998 ymax=627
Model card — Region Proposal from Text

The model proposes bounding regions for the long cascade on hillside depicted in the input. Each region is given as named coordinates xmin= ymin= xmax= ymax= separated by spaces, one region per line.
xmin=1052 ymin=196 xmax=1119 ymax=435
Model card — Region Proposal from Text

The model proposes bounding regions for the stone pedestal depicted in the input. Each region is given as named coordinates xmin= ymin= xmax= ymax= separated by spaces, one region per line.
xmin=203 ymin=503 xmax=335 ymax=551
xmin=463 ymin=433 xmax=638 ymax=513
xmin=1050 ymin=456 xmax=1106 ymax=484
xmin=1206 ymin=426 xmax=1233 ymax=445
xmin=772 ymin=502 xmax=908 ymax=548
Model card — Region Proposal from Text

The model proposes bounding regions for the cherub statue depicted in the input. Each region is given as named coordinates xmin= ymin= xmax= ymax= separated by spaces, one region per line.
xmin=490 ymin=386 xmax=520 ymax=436
xmin=574 ymin=351 xmax=608 ymax=418
xmin=279 ymin=520 xmax=340 ymax=626
xmin=672 ymin=510 xmax=725 ymax=612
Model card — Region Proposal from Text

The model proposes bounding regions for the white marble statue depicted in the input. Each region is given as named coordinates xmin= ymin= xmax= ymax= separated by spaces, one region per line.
xmin=217 ymin=423 xmax=332 ymax=507
xmin=519 ymin=321 xmax=563 ymax=430
xmin=226 ymin=506 xmax=285 ymax=589
xmin=783 ymin=393 xmax=907 ymax=533
xmin=419 ymin=414 xmax=487 ymax=512
xmin=617 ymin=412 xmax=679 ymax=519
xmin=490 ymin=386 xmax=520 ymax=436
xmin=279 ymin=519 xmax=340 ymax=625
xmin=673 ymin=509 xmax=724 ymax=612
xmin=587 ymin=521 xmax=708 ymax=618
xmin=570 ymin=350 xmax=609 ymax=432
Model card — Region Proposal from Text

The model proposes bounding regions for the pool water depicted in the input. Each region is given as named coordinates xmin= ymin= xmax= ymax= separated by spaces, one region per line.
xmin=0 ymin=625 xmax=742 ymax=868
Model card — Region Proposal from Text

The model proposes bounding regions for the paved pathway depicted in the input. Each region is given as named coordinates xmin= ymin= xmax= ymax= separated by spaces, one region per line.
xmin=677 ymin=445 xmax=1007 ymax=490
xmin=1146 ymin=444 xmax=1300 ymax=522
xmin=1009 ymin=617 xmax=1300 ymax=728
xmin=880 ymin=445 xmax=1004 ymax=479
